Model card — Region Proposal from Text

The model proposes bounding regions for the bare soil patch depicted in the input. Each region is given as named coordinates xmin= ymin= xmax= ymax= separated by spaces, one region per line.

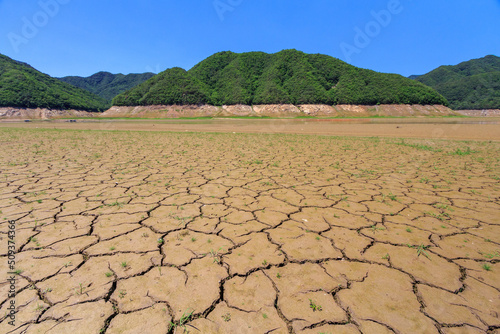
xmin=101 ymin=104 xmax=455 ymax=118
xmin=1 ymin=117 xmax=500 ymax=141
xmin=0 ymin=128 xmax=499 ymax=333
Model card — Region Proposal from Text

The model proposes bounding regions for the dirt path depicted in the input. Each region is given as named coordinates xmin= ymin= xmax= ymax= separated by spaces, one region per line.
xmin=0 ymin=129 xmax=499 ymax=333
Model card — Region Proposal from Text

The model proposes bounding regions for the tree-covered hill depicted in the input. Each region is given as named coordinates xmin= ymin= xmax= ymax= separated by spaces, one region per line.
xmin=58 ymin=71 xmax=155 ymax=101
xmin=412 ymin=55 xmax=500 ymax=110
xmin=113 ymin=50 xmax=448 ymax=106
xmin=0 ymin=54 xmax=108 ymax=112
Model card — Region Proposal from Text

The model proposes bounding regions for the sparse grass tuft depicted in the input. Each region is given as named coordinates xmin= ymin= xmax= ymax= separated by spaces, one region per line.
xmin=450 ymin=147 xmax=477 ymax=156
xmin=309 ymin=299 xmax=323 ymax=312
xmin=408 ymin=244 xmax=431 ymax=259
xmin=169 ymin=309 xmax=195 ymax=332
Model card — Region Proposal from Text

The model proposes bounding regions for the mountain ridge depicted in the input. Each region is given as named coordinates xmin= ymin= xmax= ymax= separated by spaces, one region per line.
xmin=412 ymin=55 xmax=500 ymax=110
xmin=0 ymin=53 xmax=108 ymax=112
xmin=58 ymin=71 xmax=155 ymax=101
xmin=113 ymin=50 xmax=449 ymax=107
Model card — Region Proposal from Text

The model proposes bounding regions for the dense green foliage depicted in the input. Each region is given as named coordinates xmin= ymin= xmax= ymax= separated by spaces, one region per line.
xmin=113 ymin=68 xmax=209 ymax=106
xmin=113 ymin=50 xmax=448 ymax=106
xmin=58 ymin=71 xmax=154 ymax=101
xmin=413 ymin=55 xmax=500 ymax=110
xmin=0 ymin=54 xmax=108 ymax=112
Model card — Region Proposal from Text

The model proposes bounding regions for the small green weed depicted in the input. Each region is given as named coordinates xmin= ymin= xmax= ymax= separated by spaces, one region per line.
xmin=221 ymin=313 xmax=231 ymax=322
xmin=309 ymin=299 xmax=323 ymax=312
xmin=481 ymin=251 xmax=499 ymax=259
xmin=408 ymin=244 xmax=431 ymax=259
xmin=169 ymin=309 xmax=195 ymax=333
xmin=370 ymin=225 xmax=385 ymax=233
xmin=450 ymin=147 xmax=477 ymax=156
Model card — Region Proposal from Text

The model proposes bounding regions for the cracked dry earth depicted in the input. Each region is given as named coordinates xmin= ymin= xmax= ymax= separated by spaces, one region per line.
xmin=0 ymin=128 xmax=499 ymax=334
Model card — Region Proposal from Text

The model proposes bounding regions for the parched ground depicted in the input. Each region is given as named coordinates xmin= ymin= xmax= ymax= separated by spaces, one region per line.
xmin=0 ymin=128 xmax=499 ymax=334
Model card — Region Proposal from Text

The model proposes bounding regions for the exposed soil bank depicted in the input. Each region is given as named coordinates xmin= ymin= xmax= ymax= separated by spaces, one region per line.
xmin=0 ymin=104 xmax=457 ymax=119
xmin=455 ymin=109 xmax=500 ymax=117
xmin=0 ymin=107 xmax=95 ymax=119
xmin=102 ymin=104 xmax=455 ymax=118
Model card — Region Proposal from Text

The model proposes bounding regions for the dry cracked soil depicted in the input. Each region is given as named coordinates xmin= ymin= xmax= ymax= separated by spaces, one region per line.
xmin=0 ymin=127 xmax=499 ymax=334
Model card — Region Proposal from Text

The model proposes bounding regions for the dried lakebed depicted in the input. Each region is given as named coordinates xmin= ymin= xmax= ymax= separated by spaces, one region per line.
xmin=0 ymin=128 xmax=499 ymax=334
xmin=2 ymin=117 xmax=500 ymax=141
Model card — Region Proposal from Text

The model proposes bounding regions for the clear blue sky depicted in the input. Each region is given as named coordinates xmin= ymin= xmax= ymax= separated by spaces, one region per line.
xmin=1 ymin=0 xmax=499 ymax=78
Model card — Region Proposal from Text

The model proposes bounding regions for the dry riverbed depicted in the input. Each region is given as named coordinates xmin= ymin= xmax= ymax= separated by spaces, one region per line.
xmin=0 ymin=128 xmax=499 ymax=333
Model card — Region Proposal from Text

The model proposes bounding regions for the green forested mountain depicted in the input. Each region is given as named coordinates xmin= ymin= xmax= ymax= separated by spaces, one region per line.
xmin=58 ymin=71 xmax=155 ymax=101
xmin=412 ymin=55 xmax=500 ymax=110
xmin=0 ymin=54 xmax=108 ymax=112
xmin=113 ymin=50 xmax=448 ymax=106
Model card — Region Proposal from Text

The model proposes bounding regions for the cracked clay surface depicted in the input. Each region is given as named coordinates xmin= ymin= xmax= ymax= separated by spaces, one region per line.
xmin=0 ymin=128 xmax=499 ymax=333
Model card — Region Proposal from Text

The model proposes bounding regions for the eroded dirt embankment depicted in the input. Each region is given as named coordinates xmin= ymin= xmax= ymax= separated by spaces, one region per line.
xmin=0 ymin=107 xmax=95 ymax=119
xmin=455 ymin=109 xmax=500 ymax=117
xmin=101 ymin=104 xmax=456 ymax=118
xmin=0 ymin=104 xmax=456 ymax=119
